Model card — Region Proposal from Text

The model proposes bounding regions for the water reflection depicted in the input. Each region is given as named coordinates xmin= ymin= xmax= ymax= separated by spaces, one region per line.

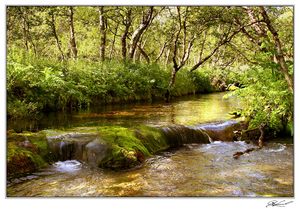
xmin=8 ymin=92 xmax=238 ymax=131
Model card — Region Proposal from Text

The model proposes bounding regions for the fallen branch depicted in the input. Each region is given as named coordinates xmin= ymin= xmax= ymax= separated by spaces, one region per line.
xmin=233 ymin=123 xmax=266 ymax=159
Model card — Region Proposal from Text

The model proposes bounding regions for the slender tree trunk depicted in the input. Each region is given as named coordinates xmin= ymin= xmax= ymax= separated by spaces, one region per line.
xmin=69 ymin=7 xmax=78 ymax=59
xmin=168 ymin=67 xmax=179 ymax=90
xmin=20 ymin=8 xmax=29 ymax=51
xmin=109 ymin=22 xmax=119 ymax=60
xmin=50 ymin=12 xmax=65 ymax=60
xmin=259 ymin=7 xmax=293 ymax=93
xmin=129 ymin=7 xmax=153 ymax=59
xmin=155 ymin=42 xmax=167 ymax=63
xmin=137 ymin=44 xmax=150 ymax=63
xmin=166 ymin=7 xmax=195 ymax=102
xmin=20 ymin=8 xmax=37 ymax=55
xmin=99 ymin=7 xmax=107 ymax=61
xmin=134 ymin=47 xmax=141 ymax=62
xmin=121 ymin=9 xmax=132 ymax=61
xmin=165 ymin=48 xmax=170 ymax=66
xmin=121 ymin=25 xmax=130 ymax=60
xmin=258 ymin=123 xmax=265 ymax=148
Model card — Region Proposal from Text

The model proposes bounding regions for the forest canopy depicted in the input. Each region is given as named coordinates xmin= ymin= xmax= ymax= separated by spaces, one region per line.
xmin=6 ymin=6 xmax=293 ymax=135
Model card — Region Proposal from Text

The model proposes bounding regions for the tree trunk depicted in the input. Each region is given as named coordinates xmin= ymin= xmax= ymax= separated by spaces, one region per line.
xmin=166 ymin=7 xmax=195 ymax=102
xmin=137 ymin=44 xmax=150 ymax=63
xmin=129 ymin=7 xmax=153 ymax=59
xmin=69 ymin=7 xmax=78 ymax=59
xmin=121 ymin=9 xmax=132 ymax=61
xmin=109 ymin=22 xmax=119 ymax=60
xmin=99 ymin=7 xmax=107 ymax=61
xmin=155 ymin=42 xmax=167 ymax=63
xmin=165 ymin=48 xmax=170 ymax=66
xmin=165 ymin=66 xmax=180 ymax=102
xmin=258 ymin=123 xmax=265 ymax=148
xmin=259 ymin=7 xmax=293 ymax=93
xmin=50 ymin=12 xmax=65 ymax=60
xmin=121 ymin=25 xmax=130 ymax=60
xmin=20 ymin=8 xmax=29 ymax=51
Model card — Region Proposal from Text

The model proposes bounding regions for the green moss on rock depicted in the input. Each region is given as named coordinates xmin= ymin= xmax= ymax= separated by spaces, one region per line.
xmin=7 ymin=132 xmax=51 ymax=178
xmin=96 ymin=125 xmax=168 ymax=169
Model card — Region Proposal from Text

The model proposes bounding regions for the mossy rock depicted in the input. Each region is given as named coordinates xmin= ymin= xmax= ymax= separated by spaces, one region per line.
xmin=96 ymin=125 xmax=169 ymax=169
xmin=43 ymin=125 xmax=170 ymax=169
xmin=7 ymin=131 xmax=53 ymax=178
xmin=7 ymin=141 xmax=48 ymax=178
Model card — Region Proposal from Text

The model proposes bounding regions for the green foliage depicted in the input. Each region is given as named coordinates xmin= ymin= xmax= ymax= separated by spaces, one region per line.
xmin=7 ymin=50 xmax=210 ymax=118
xmin=188 ymin=71 xmax=214 ymax=93
xmin=233 ymin=65 xmax=293 ymax=134
xmin=6 ymin=6 xmax=293 ymax=139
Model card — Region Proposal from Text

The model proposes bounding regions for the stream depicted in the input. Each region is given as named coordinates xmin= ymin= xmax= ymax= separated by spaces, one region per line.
xmin=7 ymin=92 xmax=294 ymax=197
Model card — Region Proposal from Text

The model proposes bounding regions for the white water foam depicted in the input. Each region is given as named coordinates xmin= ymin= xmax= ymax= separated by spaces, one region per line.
xmin=264 ymin=143 xmax=286 ymax=153
xmin=53 ymin=160 xmax=82 ymax=172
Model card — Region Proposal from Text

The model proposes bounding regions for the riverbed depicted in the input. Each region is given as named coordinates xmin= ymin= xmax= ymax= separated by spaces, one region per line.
xmin=7 ymin=92 xmax=294 ymax=197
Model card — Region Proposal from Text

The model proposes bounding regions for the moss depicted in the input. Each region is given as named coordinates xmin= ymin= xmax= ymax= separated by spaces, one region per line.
xmin=133 ymin=125 xmax=169 ymax=154
xmin=95 ymin=126 xmax=152 ymax=169
xmin=7 ymin=141 xmax=48 ymax=178
xmin=6 ymin=124 xmax=188 ymax=172
xmin=97 ymin=126 xmax=150 ymax=155
xmin=53 ymin=125 xmax=169 ymax=169
xmin=7 ymin=131 xmax=52 ymax=178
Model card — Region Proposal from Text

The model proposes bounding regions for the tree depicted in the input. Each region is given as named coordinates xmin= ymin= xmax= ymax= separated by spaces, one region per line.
xmin=99 ymin=6 xmax=107 ymax=61
xmin=68 ymin=6 xmax=78 ymax=59
xmin=259 ymin=6 xmax=293 ymax=93
xmin=129 ymin=7 xmax=154 ymax=59
xmin=233 ymin=6 xmax=293 ymax=93
xmin=46 ymin=8 xmax=65 ymax=60
xmin=166 ymin=7 xmax=195 ymax=101
xmin=120 ymin=8 xmax=132 ymax=61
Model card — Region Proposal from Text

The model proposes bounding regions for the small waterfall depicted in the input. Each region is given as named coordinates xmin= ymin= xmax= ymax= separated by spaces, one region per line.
xmin=46 ymin=121 xmax=241 ymax=168
xmin=193 ymin=120 xmax=242 ymax=142
xmin=161 ymin=125 xmax=211 ymax=147
xmin=47 ymin=133 xmax=99 ymax=162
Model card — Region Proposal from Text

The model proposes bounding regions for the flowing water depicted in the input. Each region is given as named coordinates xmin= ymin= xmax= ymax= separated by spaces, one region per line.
xmin=7 ymin=92 xmax=294 ymax=197
xmin=8 ymin=92 xmax=238 ymax=131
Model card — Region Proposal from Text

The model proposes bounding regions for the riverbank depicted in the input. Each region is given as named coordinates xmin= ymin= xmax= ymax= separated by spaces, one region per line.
xmin=8 ymin=54 xmax=222 ymax=119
